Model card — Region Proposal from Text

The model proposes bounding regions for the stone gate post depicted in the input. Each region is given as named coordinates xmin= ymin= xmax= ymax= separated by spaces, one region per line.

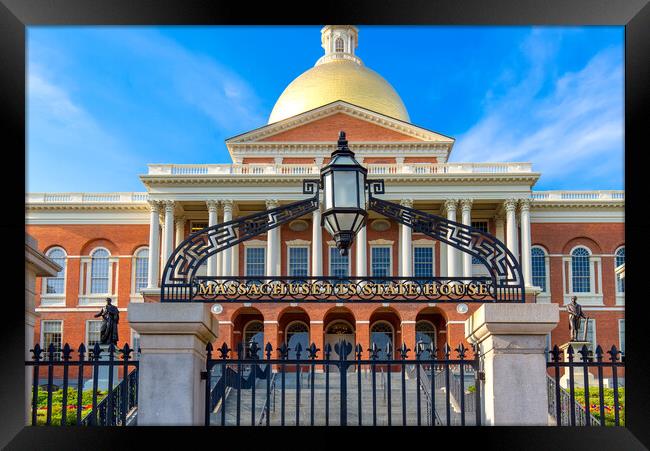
xmin=129 ymin=303 xmax=217 ymax=425
xmin=465 ymin=303 xmax=559 ymax=426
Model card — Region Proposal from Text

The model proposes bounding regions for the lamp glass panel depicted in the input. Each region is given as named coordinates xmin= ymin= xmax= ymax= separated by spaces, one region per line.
xmin=333 ymin=171 xmax=358 ymax=208
xmin=331 ymin=155 xmax=357 ymax=165
xmin=324 ymin=215 xmax=337 ymax=236
xmin=335 ymin=213 xmax=358 ymax=231
xmin=357 ymin=173 xmax=366 ymax=209
xmin=324 ymin=173 xmax=334 ymax=210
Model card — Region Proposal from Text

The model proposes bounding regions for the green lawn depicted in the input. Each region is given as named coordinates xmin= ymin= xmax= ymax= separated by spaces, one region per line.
xmin=573 ymin=387 xmax=625 ymax=426
xmin=34 ymin=388 xmax=107 ymax=425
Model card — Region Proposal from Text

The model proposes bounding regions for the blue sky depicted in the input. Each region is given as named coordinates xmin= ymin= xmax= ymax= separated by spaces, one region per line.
xmin=27 ymin=26 xmax=624 ymax=192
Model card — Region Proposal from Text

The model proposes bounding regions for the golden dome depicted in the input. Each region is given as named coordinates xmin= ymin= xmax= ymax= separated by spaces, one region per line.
xmin=268 ymin=26 xmax=410 ymax=124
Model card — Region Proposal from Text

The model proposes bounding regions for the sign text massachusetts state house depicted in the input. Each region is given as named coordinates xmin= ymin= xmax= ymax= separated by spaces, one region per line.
xmin=26 ymin=25 xmax=624 ymax=364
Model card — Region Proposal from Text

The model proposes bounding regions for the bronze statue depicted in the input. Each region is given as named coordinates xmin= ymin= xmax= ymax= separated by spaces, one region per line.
xmin=94 ymin=297 xmax=120 ymax=345
xmin=567 ymin=296 xmax=586 ymax=341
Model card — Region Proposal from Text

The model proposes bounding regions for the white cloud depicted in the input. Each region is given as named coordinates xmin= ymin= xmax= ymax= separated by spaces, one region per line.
xmin=451 ymin=31 xmax=623 ymax=189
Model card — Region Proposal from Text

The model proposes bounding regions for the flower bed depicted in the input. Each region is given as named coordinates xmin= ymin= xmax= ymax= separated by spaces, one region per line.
xmin=573 ymin=387 xmax=625 ymax=426
xmin=35 ymin=388 xmax=107 ymax=425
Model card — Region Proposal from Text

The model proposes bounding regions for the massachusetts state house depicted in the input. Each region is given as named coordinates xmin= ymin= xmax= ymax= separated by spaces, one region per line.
xmin=26 ymin=26 xmax=624 ymax=363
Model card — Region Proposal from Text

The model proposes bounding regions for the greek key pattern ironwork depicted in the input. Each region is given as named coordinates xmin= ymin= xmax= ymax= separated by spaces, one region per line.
xmin=161 ymin=195 xmax=319 ymax=289
xmin=368 ymin=194 xmax=524 ymax=301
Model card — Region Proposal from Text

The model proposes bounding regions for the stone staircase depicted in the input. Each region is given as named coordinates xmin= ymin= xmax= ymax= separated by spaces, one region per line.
xmin=211 ymin=366 xmax=475 ymax=426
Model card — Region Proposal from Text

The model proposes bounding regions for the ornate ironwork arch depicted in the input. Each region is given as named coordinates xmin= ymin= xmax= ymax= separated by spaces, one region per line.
xmin=366 ymin=180 xmax=524 ymax=301
xmin=160 ymin=180 xmax=320 ymax=301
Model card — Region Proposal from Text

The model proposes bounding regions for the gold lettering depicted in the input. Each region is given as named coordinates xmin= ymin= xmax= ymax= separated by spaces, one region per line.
xmin=467 ymin=283 xmax=478 ymax=295
xmin=197 ymin=282 xmax=214 ymax=296
xmin=440 ymin=284 xmax=451 ymax=296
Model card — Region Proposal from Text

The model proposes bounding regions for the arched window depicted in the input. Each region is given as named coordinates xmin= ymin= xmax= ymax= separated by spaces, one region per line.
xmin=615 ymin=247 xmax=625 ymax=293
xmin=243 ymin=321 xmax=264 ymax=358
xmin=133 ymin=248 xmax=149 ymax=292
xmin=335 ymin=37 xmax=344 ymax=52
xmin=90 ymin=248 xmax=110 ymax=294
xmin=45 ymin=247 xmax=66 ymax=294
xmin=286 ymin=321 xmax=309 ymax=359
xmin=326 ymin=321 xmax=354 ymax=335
xmin=415 ymin=321 xmax=436 ymax=359
xmin=370 ymin=321 xmax=394 ymax=360
xmin=531 ymin=246 xmax=547 ymax=292
xmin=571 ymin=247 xmax=591 ymax=293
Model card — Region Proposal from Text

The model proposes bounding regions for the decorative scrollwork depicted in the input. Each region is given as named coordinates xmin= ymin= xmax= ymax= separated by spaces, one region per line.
xmin=368 ymin=195 xmax=524 ymax=302
xmin=302 ymin=179 xmax=321 ymax=195
xmin=366 ymin=179 xmax=385 ymax=195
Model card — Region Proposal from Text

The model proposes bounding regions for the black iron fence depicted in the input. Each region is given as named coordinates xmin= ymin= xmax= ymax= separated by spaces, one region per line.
xmin=26 ymin=343 xmax=139 ymax=426
xmin=547 ymin=344 xmax=624 ymax=426
xmin=202 ymin=340 xmax=482 ymax=426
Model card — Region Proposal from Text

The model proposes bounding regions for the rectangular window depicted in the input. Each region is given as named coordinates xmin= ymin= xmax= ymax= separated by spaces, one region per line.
xmin=246 ymin=247 xmax=266 ymax=277
xmin=330 ymin=247 xmax=349 ymax=278
xmin=42 ymin=320 xmax=63 ymax=361
xmin=134 ymin=253 xmax=148 ymax=291
xmin=413 ymin=246 xmax=433 ymax=278
xmin=86 ymin=320 xmax=103 ymax=348
xmin=471 ymin=221 xmax=488 ymax=264
xmin=288 ymin=247 xmax=309 ymax=277
xmin=619 ymin=319 xmax=625 ymax=355
xmin=371 ymin=246 xmax=391 ymax=277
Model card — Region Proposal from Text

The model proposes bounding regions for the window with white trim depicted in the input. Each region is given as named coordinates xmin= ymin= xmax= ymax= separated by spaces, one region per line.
xmin=86 ymin=320 xmax=103 ymax=348
xmin=245 ymin=247 xmax=266 ymax=277
xmin=371 ymin=246 xmax=391 ymax=277
xmin=471 ymin=221 xmax=488 ymax=264
xmin=329 ymin=247 xmax=349 ymax=278
xmin=288 ymin=247 xmax=309 ymax=277
xmin=90 ymin=248 xmax=110 ymax=294
xmin=531 ymin=246 xmax=547 ymax=292
xmin=618 ymin=319 xmax=625 ymax=355
xmin=42 ymin=320 xmax=63 ymax=361
xmin=615 ymin=247 xmax=625 ymax=293
xmin=571 ymin=247 xmax=591 ymax=293
xmin=44 ymin=247 xmax=67 ymax=294
xmin=133 ymin=247 xmax=148 ymax=293
xmin=413 ymin=246 xmax=433 ymax=278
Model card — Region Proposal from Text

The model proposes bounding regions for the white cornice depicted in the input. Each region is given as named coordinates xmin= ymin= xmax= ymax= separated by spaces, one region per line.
xmin=225 ymin=101 xmax=455 ymax=147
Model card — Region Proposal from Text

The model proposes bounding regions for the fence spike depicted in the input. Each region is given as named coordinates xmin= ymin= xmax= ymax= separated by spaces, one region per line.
xmin=400 ymin=343 xmax=410 ymax=360
xmin=444 ymin=343 xmax=451 ymax=359
xmin=368 ymin=342 xmax=378 ymax=360
xmin=62 ymin=343 xmax=72 ymax=361
xmin=218 ymin=342 xmax=231 ymax=359
xmin=77 ymin=343 xmax=86 ymax=360
xmin=31 ymin=343 xmax=43 ymax=361
xmin=577 ymin=345 xmax=590 ymax=363
xmin=608 ymin=345 xmax=619 ymax=362
xmin=595 ymin=345 xmax=603 ymax=362
xmin=265 ymin=342 xmax=273 ymax=359
xmin=295 ymin=342 xmax=303 ymax=359
xmin=121 ymin=343 xmax=133 ymax=361
xmin=551 ymin=345 xmax=561 ymax=362
xmin=92 ymin=342 xmax=102 ymax=360
xmin=566 ymin=344 xmax=574 ymax=362
xmin=324 ymin=343 xmax=332 ymax=359
xmin=249 ymin=340 xmax=260 ymax=359
xmin=308 ymin=342 xmax=320 ymax=359
xmin=237 ymin=342 xmax=244 ymax=359
xmin=355 ymin=343 xmax=363 ymax=360
xmin=456 ymin=343 xmax=467 ymax=359
xmin=279 ymin=342 xmax=289 ymax=359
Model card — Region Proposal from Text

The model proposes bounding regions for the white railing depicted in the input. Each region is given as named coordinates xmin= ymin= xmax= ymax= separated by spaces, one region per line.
xmin=531 ymin=191 xmax=624 ymax=201
xmin=27 ymin=192 xmax=149 ymax=204
xmin=147 ymin=162 xmax=533 ymax=176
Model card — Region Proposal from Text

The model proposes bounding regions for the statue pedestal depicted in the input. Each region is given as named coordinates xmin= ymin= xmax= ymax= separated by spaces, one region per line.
xmin=83 ymin=345 xmax=120 ymax=392
xmin=559 ymin=341 xmax=595 ymax=389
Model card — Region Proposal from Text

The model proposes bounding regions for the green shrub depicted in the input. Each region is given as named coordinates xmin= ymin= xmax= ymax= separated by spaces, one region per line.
xmin=33 ymin=388 xmax=107 ymax=426
xmin=467 ymin=385 xmax=476 ymax=393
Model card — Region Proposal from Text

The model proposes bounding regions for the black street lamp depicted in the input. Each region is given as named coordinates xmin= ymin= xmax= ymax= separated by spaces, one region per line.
xmin=320 ymin=131 xmax=368 ymax=256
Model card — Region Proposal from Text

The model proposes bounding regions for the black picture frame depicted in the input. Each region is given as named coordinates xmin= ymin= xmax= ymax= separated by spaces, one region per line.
xmin=3 ymin=0 xmax=648 ymax=448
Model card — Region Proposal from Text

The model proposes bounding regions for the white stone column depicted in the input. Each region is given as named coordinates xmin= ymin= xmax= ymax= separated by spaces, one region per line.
xmin=460 ymin=198 xmax=473 ymax=278
xmin=175 ymin=216 xmax=185 ymax=248
xmin=231 ymin=243 xmax=239 ymax=276
xmin=266 ymin=200 xmax=280 ymax=276
xmin=504 ymin=198 xmax=519 ymax=259
xmin=206 ymin=201 xmax=219 ymax=277
xmin=147 ymin=201 xmax=161 ymax=288
xmin=465 ymin=303 xmax=559 ymax=425
xmin=519 ymin=199 xmax=533 ymax=288
xmin=222 ymin=200 xmax=233 ymax=277
xmin=162 ymin=201 xmax=175 ymax=265
xmin=400 ymin=199 xmax=413 ymax=277
xmin=444 ymin=199 xmax=458 ymax=278
xmin=356 ymin=224 xmax=367 ymax=277
xmin=494 ymin=214 xmax=505 ymax=243
xmin=312 ymin=207 xmax=323 ymax=277
xmin=128 ymin=303 xmax=218 ymax=425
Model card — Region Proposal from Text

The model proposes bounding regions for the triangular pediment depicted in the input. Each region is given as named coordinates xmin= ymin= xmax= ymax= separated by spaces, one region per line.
xmin=226 ymin=101 xmax=454 ymax=145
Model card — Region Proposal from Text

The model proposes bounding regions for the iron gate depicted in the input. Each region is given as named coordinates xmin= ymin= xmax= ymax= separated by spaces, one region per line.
xmin=202 ymin=340 xmax=481 ymax=426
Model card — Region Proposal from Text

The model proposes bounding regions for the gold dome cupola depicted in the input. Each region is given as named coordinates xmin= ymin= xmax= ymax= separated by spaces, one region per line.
xmin=268 ymin=25 xmax=410 ymax=124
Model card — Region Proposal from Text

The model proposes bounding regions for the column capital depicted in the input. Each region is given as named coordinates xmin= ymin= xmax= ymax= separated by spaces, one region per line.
xmin=266 ymin=199 xmax=279 ymax=209
xmin=518 ymin=198 xmax=532 ymax=212
xmin=174 ymin=216 xmax=185 ymax=226
xmin=443 ymin=198 xmax=458 ymax=213
xmin=503 ymin=198 xmax=518 ymax=213
xmin=400 ymin=199 xmax=413 ymax=209
xmin=206 ymin=200 xmax=219 ymax=212
xmin=148 ymin=200 xmax=160 ymax=212
xmin=221 ymin=200 xmax=234 ymax=214
xmin=162 ymin=200 xmax=175 ymax=212
xmin=460 ymin=198 xmax=474 ymax=212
